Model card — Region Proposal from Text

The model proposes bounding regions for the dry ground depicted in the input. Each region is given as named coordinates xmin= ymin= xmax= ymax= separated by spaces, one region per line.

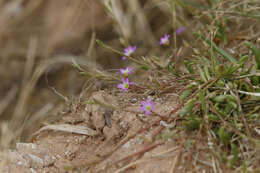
xmin=0 ymin=90 xmax=217 ymax=173
xmin=0 ymin=0 xmax=259 ymax=172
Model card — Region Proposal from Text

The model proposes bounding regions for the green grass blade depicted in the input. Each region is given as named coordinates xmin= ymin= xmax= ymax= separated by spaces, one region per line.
xmin=198 ymin=66 xmax=208 ymax=82
xmin=199 ymin=89 xmax=206 ymax=113
xmin=210 ymin=49 xmax=218 ymax=74
xmin=194 ymin=33 xmax=237 ymax=63
xmin=245 ymin=42 xmax=260 ymax=70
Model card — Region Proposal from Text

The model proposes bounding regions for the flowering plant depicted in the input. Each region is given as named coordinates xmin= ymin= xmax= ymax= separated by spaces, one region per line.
xmin=122 ymin=45 xmax=136 ymax=60
xmin=140 ymin=98 xmax=155 ymax=115
xmin=119 ymin=67 xmax=133 ymax=77
xmin=117 ymin=78 xmax=133 ymax=91
xmin=176 ymin=27 xmax=186 ymax=35
xmin=159 ymin=34 xmax=170 ymax=45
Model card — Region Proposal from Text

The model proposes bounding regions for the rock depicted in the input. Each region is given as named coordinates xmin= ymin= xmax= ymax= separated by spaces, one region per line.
xmin=84 ymin=91 xmax=118 ymax=131
xmin=103 ymin=124 xmax=120 ymax=141
xmin=8 ymin=150 xmax=30 ymax=167
xmin=90 ymin=104 xmax=106 ymax=130
xmin=23 ymin=154 xmax=44 ymax=167
xmin=30 ymin=168 xmax=37 ymax=173
xmin=16 ymin=143 xmax=37 ymax=151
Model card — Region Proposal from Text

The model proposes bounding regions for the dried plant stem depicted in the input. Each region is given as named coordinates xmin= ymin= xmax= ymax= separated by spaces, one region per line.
xmin=114 ymin=159 xmax=148 ymax=173
xmin=114 ymin=141 xmax=164 ymax=165
xmin=0 ymin=86 xmax=18 ymax=117
xmin=169 ymin=140 xmax=185 ymax=173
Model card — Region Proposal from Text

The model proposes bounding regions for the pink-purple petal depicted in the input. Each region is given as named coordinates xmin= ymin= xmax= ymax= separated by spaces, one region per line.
xmin=117 ymin=78 xmax=133 ymax=91
xmin=122 ymin=45 xmax=136 ymax=60
xmin=117 ymin=84 xmax=123 ymax=89
xmin=159 ymin=34 xmax=170 ymax=45
xmin=176 ymin=27 xmax=186 ymax=35
xmin=145 ymin=110 xmax=150 ymax=115
xmin=140 ymin=98 xmax=155 ymax=115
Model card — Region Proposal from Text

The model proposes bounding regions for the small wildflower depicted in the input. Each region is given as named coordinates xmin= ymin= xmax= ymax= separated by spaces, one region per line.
xmin=117 ymin=78 xmax=133 ymax=91
xmin=120 ymin=67 xmax=133 ymax=77
xmin=122 ymin=45 xmax=136 ymax=60
xmin=140 ymin=98 xmax=155 ymax=115
xmin=176 ymin=27 xmax=186 ymax=35
xmin=159 ymin=34 xmax=170 ymax=45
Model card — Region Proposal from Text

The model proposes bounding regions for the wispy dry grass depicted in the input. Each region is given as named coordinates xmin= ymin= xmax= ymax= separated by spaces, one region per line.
xmin=0 ymin=0 xmax=112 ymax=148
xmin=0 ymin=0 xmax=259 ymax=172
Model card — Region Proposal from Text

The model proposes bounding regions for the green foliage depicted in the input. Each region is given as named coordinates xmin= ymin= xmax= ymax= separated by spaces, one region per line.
xmin=194 ymin=33 xmax=237 ymax=63
xmin=229 ymin=143 xmax=239 ymax=168
xmin=178 ymin=32 xmax=260 ymax=170
xmin=183 ymin=115 xmax=202 ymax=131
xmin=245 ymin=42 xmax=260 ymax=70
xmin=213 ymin=95 xmax=236 ymax=103
xmin=141 ymin=66 xmax=149 ymax=71
xmin=218 ymin=127 xmax=230 ymax=145
xmin=199 ymin=89 xmax=206 ymax=113
xmin=180 ymin=98 xmax=196 ymax=116
xmin=180 ymin=89 xmax=192 ymax=100
xmin=245 ymin=42 xmax=260 ymax=86
xmin=216 ymin=20 xmax=227 ymax=44
xmin=208 ymin=113 xmax=220 ymax=122
xmin=183 ymin=60 xmax=195 ymax=74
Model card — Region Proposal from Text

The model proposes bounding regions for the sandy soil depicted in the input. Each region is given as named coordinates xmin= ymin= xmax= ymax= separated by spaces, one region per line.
xmin=0 ymin=90 xmax=214 ymax=173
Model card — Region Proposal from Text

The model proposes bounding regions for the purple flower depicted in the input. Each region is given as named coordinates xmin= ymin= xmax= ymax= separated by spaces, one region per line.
xmin=122 ymin=45 xmax=136 ymax=60
xmin=117 ymin=78 xmax=133 ymax=91
xmin=159 ymin=34 xmax=170 ymax=45
xmin=120 ymin=67 xmax=133 ymax=77
xmin=176 ymin=27 xmax=186 ymax=35
xmin=140 ymin=98 xmax=155 ymax=115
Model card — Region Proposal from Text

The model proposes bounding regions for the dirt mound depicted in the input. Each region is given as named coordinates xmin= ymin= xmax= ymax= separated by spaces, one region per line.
xmin=0 ymin=90 xmax=214 ymax=173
